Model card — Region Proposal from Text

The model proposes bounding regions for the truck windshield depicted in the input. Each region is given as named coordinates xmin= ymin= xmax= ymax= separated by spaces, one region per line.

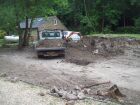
xmin=42 ymin=32 xmax=60 ymax=38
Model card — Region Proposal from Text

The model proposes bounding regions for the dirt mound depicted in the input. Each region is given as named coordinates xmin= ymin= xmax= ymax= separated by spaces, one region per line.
xmin=37 ymin=39 xmax=64 ymax=48
xmin=65 ymin=36 xmax=140 ymax=65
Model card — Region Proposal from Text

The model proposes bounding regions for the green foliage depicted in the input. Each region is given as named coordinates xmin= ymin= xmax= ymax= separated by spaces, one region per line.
xmin=116 ymin=26 xmax=140 ymax=34
xmin=103 ymin=26 xmax=113 ymax=34
xmin=0 ymin=30 xmax=6 ymax=39
xmin=0 ymin=0 xmax=140 ymax=35
xmin=0 ymin=5 xmax=16 ymax=33
xmin=80 ymin=16 xmax=93 ymax=34
xmin=135 ymin=17 xmax=140 ymax=27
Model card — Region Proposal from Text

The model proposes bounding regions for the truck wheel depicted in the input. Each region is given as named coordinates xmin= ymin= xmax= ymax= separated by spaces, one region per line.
xmin=37 ymin=54 xmax=43 ymax=58
xmin=62 ymin=54 xmax=65 ymax=58
xmin=59 ymin=54 xmax=65 ymax=58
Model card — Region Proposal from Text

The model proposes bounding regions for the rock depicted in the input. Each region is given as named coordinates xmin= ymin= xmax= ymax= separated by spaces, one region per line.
xmin=65 ymin=101 xmax=75 ymax=105
xmin=77 ymin=92 xmax=85 ymax=100
xmin=97 ymin=90 xmax=108 ymax=96
xmin=70 ymin=90 xmax=77 ymax=96
xmin=74 ymin=85 xmax=81 ymax=91
xmin=82 ymin=88 xmax=91 ymax=94
xmin=9 ymin=77 xmax=19 ymax=83
xmin=49 ymin=86 xmax=87 ymax=100
xmin=0 ymin=73 xmax=7 ymax=77
xmin=63 ymin=93 xmax=78 ymax=100
xmin=92 ymin=49 xmax=99 ymax=54
xmin=12 ymin=77 xmax=19 ymax=83
xmin=58 ymin=90 xmax=67 ymax=97
xmin=38 ymin=92 xmax=45 ymax=96
xmin=50 ymin=86 xmax=59 ymax=93
xmin=49 ymin=93 xmax=60 ymax=97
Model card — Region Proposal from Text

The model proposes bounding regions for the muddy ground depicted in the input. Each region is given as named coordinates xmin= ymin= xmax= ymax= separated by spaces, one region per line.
xmin=0 ymin=37 xmax=140 ymax=105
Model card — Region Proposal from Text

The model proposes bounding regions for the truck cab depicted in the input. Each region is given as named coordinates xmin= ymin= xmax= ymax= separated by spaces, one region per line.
xmin=39 ymin=30 xmax=81 ymax=41
xmin=39 ymin=30 xmax=63 ymax=40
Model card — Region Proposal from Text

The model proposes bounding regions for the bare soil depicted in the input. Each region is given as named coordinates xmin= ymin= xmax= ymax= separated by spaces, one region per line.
xmin=65 ymin=36 xmax=140 ymax=65
xmin=0 ymin=37 xmax=140 ymax=105
xmin=37 ymin=39 xmax=64 ymax=48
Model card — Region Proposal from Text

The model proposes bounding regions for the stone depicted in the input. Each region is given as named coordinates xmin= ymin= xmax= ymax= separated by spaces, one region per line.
xmin=63 ymin=93 xmax=78 ymax=100
xmin=0 ymin=73 xmax=7 ymax=77
xmin=38 ymin=92 xmax=45 ymax=96
xmin=65 ymin=101 xmax=75 ymax=105
xmin=77 ymin=92 xmax=85 ymax=100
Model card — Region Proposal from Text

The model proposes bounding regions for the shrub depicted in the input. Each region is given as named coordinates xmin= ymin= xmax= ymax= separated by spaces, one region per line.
xmin=135 ymin=17 xmax=140 ymax=27
xmin=0 ymin=30 xmax=6 ymax=39
xmin=103 ymin=26 xmax=113 ymax=34
xmin=116 ymin=26 xmax=140 ymax=34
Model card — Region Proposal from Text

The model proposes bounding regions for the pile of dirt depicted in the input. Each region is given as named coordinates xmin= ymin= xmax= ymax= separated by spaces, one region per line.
xmin=37 ymin=39 xmax=64 ymax=48
xmin=65 ymin=36 xmax=140 ymax=65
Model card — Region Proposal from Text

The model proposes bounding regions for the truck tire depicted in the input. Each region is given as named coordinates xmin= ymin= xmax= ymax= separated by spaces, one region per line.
xmin=37 ymin=52 xmax=44 ymax=58
xmin=38 ymin=54 xmax=44 ymax=58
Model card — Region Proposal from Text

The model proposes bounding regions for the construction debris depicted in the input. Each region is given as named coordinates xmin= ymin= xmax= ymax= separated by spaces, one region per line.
xmin=49 ymin=84 xmax=125 ymax=103
xmin=50 ymin=86 xmax=86 ymax=100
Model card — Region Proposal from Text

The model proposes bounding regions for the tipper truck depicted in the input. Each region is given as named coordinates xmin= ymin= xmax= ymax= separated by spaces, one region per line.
xmin=35 ymin=30 xmax=65 ymax=58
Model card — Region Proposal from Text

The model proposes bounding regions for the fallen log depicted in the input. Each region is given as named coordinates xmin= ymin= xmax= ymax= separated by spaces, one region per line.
xmin=81 ymin=81 xmax=110 ymax=89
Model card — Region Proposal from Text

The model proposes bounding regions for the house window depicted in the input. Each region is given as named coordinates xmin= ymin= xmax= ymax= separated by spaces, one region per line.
xmin=54 ymin=19 xmax=57 ymax=25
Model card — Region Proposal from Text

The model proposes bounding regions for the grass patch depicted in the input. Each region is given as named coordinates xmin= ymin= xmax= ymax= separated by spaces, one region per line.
xmin=0 ymin=39 xmax=4 ymax=43
xmin=89 ymin=34 xmax=140 ymax=39
xmin=0 ymin=39 xmax=4 ymax=46
xmin=0 ymin=39 xmax=18 ymax=48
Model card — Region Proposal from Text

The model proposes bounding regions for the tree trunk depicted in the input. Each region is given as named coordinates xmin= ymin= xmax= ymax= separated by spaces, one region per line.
xmin=123 ymin=15 xmax=126 ymax=28
xmin=28 ymin=17 xmax=33 ymax=44
xmin=102 ymin=18 xmax=104 ymax=32
xmin=102 ymin=5 xmax=105 ymax=33
xmin=22 ymin=16 xmax=29 ymax=46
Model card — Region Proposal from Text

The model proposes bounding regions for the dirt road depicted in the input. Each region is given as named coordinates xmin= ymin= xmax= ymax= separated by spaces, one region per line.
xmin=1 ymin=78 xmax=119 ymax=105
xmin=0 ymin=47 xmax=140 ymax=104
